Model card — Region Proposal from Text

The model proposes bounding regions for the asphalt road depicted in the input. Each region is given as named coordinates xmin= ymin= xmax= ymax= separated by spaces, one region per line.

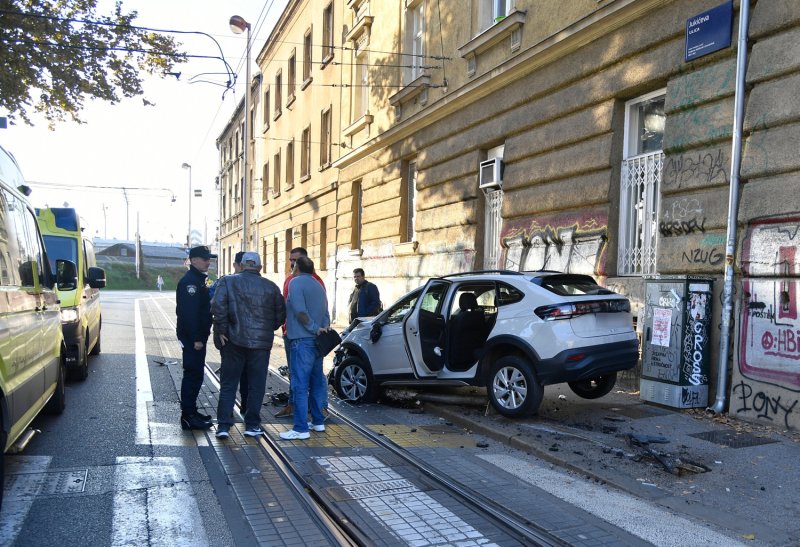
xmin=1 ymin=290 xmax=774 ymax=546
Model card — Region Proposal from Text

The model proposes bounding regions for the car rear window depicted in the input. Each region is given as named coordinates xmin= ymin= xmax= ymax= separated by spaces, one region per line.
xmin=533 ymin=274 xmax=615 ymax=297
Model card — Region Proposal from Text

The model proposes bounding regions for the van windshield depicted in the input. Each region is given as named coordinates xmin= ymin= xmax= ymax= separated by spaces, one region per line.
xmin=43 ymin=235 xmax=78 ymax=272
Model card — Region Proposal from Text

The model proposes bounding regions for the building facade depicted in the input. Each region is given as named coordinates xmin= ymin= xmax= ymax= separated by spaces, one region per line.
xmin=219 ymin=0 xmax=800 ymax=430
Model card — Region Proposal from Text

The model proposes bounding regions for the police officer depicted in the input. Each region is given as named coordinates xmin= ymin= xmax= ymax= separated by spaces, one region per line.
xmin=176 ymin=245 xmax=216 ymax=430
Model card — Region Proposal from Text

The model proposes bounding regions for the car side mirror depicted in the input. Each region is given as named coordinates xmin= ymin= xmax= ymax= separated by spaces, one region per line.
xmin=56 ymin=259 xmax=78 ymax=291
xmin=88 ymin=266 xmax=106 ymax=289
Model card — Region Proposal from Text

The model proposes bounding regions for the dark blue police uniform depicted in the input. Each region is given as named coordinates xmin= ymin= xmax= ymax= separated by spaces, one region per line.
xmin=176 ymin=246 xmax=215 ymax=429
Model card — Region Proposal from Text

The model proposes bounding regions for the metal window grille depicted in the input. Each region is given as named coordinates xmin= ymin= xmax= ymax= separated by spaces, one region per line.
xmin=618 ymin=151 xmax=663 ymax=275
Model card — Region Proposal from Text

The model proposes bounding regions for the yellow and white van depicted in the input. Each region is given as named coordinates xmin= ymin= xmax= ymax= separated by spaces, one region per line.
xmin=36 ymin=208 xmax=105 ymax=381
xmin=1 ymin=145 xmax=76 ymax=509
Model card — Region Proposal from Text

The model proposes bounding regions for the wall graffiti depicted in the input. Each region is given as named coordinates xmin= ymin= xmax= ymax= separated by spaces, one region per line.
xmin=731 ymin=380 xmax=798 ymax=430
xmin=663 ymin=148 xmax=729 ymax=189
xmin=660 ymin=217 xmax=706 ymax=237
xmin=738 ymin=216 xmax=800 ymax=392
xmin=501 ymin=210 xmax=608 ymax=276
xmin=681 ymin=247 xmax=723 ymax=266
xmin=660 ymin=197 xmax=707 ymax=237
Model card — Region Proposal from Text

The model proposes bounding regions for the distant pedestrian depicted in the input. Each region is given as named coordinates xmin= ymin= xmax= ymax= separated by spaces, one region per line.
xmin=281 ymin=256 xmax=330 ymax=440
xmin=348 ymin=268 xmax=381 ymax=322
xmin=156 ymin=274 xmax=164 ymax=291
xmin=212 ymin=252 xmax=285 ymax=439
xmin=176 ymin=245 xmax=216 ymax=430
xmin=275 ymin=247 xmax=325 ymax=420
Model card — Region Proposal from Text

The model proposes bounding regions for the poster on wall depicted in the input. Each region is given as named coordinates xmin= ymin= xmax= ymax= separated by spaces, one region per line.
xmin=651 ymin=307 xmax=673 ymax=347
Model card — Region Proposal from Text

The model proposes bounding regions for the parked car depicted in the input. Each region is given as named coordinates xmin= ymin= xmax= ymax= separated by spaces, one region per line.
xmin=330 ymin=270 xmax=638 ymax=418
xmin=0 ymin=145 xmax=76 ymax=510
xmin=37 ymin=207 xmax=106 ymax=380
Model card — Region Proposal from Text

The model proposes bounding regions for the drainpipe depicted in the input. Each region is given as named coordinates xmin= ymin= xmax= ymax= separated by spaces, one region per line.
xmin=709 ymin=0 xmax=750 ymax=414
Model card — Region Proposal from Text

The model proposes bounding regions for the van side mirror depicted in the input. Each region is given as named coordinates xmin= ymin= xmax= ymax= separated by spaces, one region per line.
xmin=56 ymin=259 xmax=78 ymax=291
xmin=88 ymin=266 xmax=106 ymax=289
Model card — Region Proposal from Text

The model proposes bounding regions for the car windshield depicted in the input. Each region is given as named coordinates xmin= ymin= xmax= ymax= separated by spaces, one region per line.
xmin=535 ymin=274 xmax=615 ymax=296
xmin=43 ymin=235 xmax=78 ymax=272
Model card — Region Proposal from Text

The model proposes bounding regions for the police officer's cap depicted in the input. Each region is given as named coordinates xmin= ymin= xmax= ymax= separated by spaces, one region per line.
xmin=189 ymin=245 xmax=217 ymax=259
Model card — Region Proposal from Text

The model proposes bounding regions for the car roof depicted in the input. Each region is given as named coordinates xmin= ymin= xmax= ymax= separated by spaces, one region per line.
xmin=435 ymin=270 xmax=579 ymax=283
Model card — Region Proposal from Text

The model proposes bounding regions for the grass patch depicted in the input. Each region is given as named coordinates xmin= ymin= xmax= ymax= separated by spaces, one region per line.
xmin=102 ymin=263 xmax=217 ymax=291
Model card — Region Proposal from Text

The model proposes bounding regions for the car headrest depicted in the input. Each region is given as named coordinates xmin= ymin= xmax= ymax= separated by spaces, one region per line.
xmin=459 ymin=292 xmax=479 ymax=311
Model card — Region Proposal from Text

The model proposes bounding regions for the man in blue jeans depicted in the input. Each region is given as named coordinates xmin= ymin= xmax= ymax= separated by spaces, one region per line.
xmin=281 ymin=256 xmax=330 ymax=440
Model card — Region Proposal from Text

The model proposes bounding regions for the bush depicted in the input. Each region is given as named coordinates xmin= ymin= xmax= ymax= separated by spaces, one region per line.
xmin=102 ymin=263 xmax=216 ymax=291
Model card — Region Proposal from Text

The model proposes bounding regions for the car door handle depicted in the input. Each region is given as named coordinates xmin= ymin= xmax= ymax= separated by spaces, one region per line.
xmin=408 ymin=327 xmax=418 ymax=335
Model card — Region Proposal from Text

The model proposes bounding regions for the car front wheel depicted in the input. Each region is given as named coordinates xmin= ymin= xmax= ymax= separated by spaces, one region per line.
xmin=334 ymin=357 xmax=377 ymax=404
xmin=568 ymin=372 xmax=617 ymax=399
xmin=488 ymin=356 xmax=543 ymax=418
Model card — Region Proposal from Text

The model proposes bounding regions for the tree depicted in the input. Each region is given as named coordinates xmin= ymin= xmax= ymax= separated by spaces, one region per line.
xmin=0 ymin=0 xmax=185 ymax=127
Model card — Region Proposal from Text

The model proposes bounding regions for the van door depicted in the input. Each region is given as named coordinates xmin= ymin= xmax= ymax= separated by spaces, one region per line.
xmin=83 ymin=238 xmax=101 ymax=349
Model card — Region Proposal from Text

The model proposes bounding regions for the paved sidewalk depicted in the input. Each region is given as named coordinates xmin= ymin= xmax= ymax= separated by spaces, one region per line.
xmin=421 ymin=385 xmax=800 ymax=546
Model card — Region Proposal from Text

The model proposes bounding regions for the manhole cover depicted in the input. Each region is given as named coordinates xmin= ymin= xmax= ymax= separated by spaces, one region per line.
xmin=328 ymin=479 xmax=419 ymax=501
xmin=5 ymin=470 xmax=88 ymax=499
xmin=689 ymin=430 xmax=778 ymax=448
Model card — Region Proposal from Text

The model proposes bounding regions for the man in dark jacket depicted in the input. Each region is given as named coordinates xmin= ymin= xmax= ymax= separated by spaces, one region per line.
xmin=212 ymin=252 xmax=286 ymax=438
xmin=348 ymin=268 xmax=381 ymax=322
xmin=176 ymin=245 xmax=216 ymax=430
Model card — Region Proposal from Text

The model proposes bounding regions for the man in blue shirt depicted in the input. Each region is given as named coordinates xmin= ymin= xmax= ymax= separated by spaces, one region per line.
xmin=348 ymin=268 xmax=381 ymax=322
xmin=281 ymin=256 xmax=330 ymax=440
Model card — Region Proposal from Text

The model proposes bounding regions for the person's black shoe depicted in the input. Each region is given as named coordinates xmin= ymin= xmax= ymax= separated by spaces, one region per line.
xmin=195 ymin=411 xmax=213 ymax=422
xmin=181 ymin=414 xmax=213 ymax=430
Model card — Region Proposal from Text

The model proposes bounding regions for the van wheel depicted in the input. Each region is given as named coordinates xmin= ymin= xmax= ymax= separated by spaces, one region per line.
xmin=90 ymin=322 xmax=101 ymax=355
xmin=45 ymin=357 xmax=66 ymax=415
xmin=334 ymin=357 xmax=377 ymax=404
xmin=568 ymin=373 xmax=617 ymax=399
xmin=69 ymin=336 xmax=89 ymax=381
xmin=488 ymin=356 xmax=543 ymax=418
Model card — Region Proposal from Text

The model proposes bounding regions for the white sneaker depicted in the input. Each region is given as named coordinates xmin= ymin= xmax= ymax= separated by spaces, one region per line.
xmin=215 ymin=426 xmax=230 ymax=439
xmin=308 ymin=422 xmax=325 ymax=432
xmin=279 ymin=429 xmax=310 ymax=440
xmin=244 ymin=426 xmax=264 ymax=437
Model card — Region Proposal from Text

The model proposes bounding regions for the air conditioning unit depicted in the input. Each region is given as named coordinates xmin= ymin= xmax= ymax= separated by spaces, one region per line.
xmin=479 ymin=158 xmax=504 ymax=189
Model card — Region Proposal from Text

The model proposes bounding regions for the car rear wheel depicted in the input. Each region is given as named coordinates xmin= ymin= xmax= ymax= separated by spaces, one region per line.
xmin=70 ymin=332 xmax=90 ymax=381
xmin=568 ymin=372 xmax=617 ymax=399
xmin=334 ymin=357 xmax=377 ymax=404
xmin=89 ymin=321 xmax=101 ymax=355
xmin=488 ymin=356 xmax=543 ymax=418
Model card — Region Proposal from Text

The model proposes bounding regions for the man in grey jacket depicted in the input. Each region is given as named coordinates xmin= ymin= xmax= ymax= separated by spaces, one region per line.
xmin=212 ymin=252 xmax=286 ymax=438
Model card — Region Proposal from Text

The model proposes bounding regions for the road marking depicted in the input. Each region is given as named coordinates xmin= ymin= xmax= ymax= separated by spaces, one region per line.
xmin=479 ymin=454 xmax=747 ymax=547
xmin=0 ymin=456 xmax=52 ymax=544
xmin=134 ymin=299 xmax=153 ymax=445
xmin=111 ymin=456 xmax=209 ymax=547
xmin=316 ymin=455 xmax=498 ymax=546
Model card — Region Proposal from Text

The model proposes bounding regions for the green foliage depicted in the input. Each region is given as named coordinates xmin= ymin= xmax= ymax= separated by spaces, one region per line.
xmin=0 ymin=0 xmax=185 ymax=127
xmin=102 ymin=262 xmax=217 ymax=291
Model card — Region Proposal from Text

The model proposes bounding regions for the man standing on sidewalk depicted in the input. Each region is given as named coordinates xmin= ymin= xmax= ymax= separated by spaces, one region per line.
xmin=176 ymin=245 xmax=216 ymax=430
xmin=348 ymin=268 xmax=381 ymax=322
xmin=212 ymin=252 xmax=285 ymax=438
xmin=281 ymin=256 xmax=330 ymax=440
xmin=275 ymin=247 xmax=325 ymax=419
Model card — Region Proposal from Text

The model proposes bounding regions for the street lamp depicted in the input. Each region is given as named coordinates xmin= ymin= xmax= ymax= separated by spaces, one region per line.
xmin=230 ymin=14 xmax=251 ymax=252
xmin=182 ymin=162 xmax=192 ymax=247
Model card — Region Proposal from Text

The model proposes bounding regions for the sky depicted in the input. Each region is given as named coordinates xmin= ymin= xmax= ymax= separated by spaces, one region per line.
xmin=0 ymin=0 xmax=288 ymax=246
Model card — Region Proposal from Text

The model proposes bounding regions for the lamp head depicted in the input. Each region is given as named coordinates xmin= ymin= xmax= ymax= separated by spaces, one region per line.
xmin=229 ymin=15 xmax=250 ymax=34
xmin=181 ymin=162 xmax=191 ymax=170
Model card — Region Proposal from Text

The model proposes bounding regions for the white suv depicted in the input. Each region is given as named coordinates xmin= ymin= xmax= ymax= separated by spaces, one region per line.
xmin=330 ymin=271 xmax=638 ymax=418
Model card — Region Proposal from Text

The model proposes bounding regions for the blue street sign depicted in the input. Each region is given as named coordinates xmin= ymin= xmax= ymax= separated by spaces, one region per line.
xmin=685 ymin=1 xmax=733 ymax=61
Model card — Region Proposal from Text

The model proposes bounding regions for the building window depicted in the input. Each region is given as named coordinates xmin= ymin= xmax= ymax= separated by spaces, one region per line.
xmin=273 ymin=151 xmax=281 ymax=195
xmin=268 ymin=162 xmax=269 ymax=202
xmin=405 ymin=2 xmax=425 ymax=84
xmin=351 ymin=180 xmax=362 ymax=249
xmin=320 ymin=108 xmax=332 ymax=167
xmin=285 ymin=228 xmax=293 ymax=275
xmin=287 ymin=49 xmax=296 ymax=103
xmin=274 ymin=71 xmax=282 ymax=119
xmin=286 ymin=139 xmax=295 ymax=188
xmin=263 ymin=87 xmax=270 ymax=130
xmin=262 ymin=239 xmax=267 ymax=271
xmin=618 ymin=90 xmax=666 ymax=276
xmin=303 ymin=28 xmax=313 ymax=84
xmin=301 ymin=222 xmax=308 ymax=250
xmin=401 ymin=160 xmax=417 ymax=243
xmin=273 ymin=235 xmax=279 ymax=273
xmin=322 ymin=3 xmax=334 ymax=64
xmin=480 ymin=0 xmax=515 ymax=31
xmin=354 ymin=51 xmax=368 ymax=118
xmin=301 ymin=125 xmax=311 ymax=179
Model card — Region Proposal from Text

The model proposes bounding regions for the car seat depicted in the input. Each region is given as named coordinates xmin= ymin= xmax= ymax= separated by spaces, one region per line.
xmin=447 ymin=293 xmax=485 ymax=370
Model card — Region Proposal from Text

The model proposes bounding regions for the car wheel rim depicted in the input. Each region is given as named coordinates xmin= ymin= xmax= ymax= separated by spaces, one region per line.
xmin=341 ymin=365 xmax=367 ymax=400
xmin=492 ymin=366 xmax=528 ymax=410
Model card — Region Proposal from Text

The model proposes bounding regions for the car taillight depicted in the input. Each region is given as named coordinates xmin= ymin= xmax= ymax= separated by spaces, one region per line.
xmin=535 ymin=299 xmax=630 ymax=321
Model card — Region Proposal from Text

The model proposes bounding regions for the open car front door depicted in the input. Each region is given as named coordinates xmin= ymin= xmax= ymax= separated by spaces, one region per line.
xmin=404 ymin=280 xmax=450 ymax=376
